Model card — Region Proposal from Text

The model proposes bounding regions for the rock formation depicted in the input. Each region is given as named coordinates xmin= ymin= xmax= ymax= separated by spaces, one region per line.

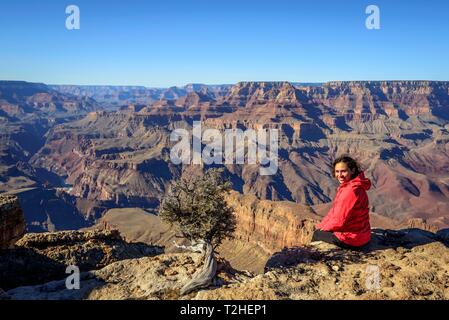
xmin=49 ymin=83 xmax=232 ymax=110
xmin=3 ymin=227 xmax=449 ymax=300
xmin=24 ymin=81 xmax=449 ymax=231
xmin=2 ymin=80 xmax=449 ymax=233
xmin=0 ymin=81 xmax=100 ymax=193
xmin=4 ymin=250 xmax=253 ymax=300
xmin=225 ymin=191 xmax=319 ymax=252
xmin=0 ymin=194 xmax=25 ymax=249
xmin=0 ymin=229 xmax=163 ymax=290
xmin=86 ymin=191 xmax=320 ymax=274
xmin=195 ymin=235 xmax=449 ymax=300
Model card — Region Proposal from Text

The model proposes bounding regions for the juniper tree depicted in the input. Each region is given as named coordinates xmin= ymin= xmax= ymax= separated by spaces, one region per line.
xmin=159 ymin=168 xmax=236 ymax=295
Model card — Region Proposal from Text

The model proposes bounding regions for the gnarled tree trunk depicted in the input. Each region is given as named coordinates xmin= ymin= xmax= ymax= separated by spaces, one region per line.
xmin=180 ymin=241 xmax=217 ymax=295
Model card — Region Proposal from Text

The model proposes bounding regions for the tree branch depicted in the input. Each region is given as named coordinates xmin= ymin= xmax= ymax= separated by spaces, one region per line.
xmin=172 ymin=239 xmax=205 ymax=253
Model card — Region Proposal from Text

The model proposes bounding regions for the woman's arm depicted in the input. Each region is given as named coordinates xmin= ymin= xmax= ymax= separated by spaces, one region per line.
xmin=316 ymin=187 xmax=359 ymax=232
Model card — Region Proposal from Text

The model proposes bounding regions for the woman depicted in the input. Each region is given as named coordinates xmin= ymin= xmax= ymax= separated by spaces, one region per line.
xmin=313 ymin=155 xmax=372 ymax=249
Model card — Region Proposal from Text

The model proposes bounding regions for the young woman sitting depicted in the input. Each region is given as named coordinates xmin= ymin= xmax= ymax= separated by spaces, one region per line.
xmin=313 ymin=155 xmax=372 ymax=249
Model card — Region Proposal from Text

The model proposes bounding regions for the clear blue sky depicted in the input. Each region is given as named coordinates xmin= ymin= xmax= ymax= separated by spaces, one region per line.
xmin=0 ymin=0 xmax=448 ymax=87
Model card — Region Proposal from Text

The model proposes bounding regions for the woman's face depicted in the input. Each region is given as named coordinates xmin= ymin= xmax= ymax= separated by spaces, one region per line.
xmin=334 ymin=162 xmax=354 ymax=184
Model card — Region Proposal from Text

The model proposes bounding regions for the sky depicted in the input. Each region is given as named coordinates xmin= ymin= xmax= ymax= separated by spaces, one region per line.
xmin=0 ymin=0 xmax=448 ymax=87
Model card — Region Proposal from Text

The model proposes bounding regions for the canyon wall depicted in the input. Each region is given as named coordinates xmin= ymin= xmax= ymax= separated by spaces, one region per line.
xmin=0 ymin=195 xmax=25 ymax=249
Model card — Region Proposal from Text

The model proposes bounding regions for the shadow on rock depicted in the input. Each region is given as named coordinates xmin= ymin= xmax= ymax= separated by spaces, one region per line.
xmin=0 ymin=229 xmax=164 ymax=291
xmin=0 ymin=247 xmax=68 ymax=290
xmin=367 ymin=228 xmax=449 ymax=251
xmin=264 ymin=245 xmax=368 ymax=272
xmin=4 ymin=271 xmax=108 ymax=300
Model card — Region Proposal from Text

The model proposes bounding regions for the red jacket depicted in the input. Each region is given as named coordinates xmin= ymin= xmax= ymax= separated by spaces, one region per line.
xmin=316 ymin=171 xmax=371 ymax=247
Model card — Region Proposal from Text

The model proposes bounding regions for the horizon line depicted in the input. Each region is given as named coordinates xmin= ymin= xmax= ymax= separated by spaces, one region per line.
xmin=2 ymin=79 xmax=449 ymax=89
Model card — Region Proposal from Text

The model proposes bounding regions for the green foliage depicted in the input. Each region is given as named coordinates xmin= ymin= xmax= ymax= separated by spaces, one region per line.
xmin=159 ymin=168 xmax=236 ymax=248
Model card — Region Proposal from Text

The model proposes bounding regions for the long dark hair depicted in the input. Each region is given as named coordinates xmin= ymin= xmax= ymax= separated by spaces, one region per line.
xmin=332 ymin=155 xmax=361 ymax=180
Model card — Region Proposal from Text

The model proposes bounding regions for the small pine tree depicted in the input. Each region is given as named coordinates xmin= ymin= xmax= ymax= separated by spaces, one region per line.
xmin=159 ymin=167 xmax=236 ymax=294
xmin=159 ymin=167 xmax=236 ymax=248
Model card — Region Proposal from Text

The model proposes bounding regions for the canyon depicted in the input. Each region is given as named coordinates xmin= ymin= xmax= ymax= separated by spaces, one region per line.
xmin=1 ymin=79 xmax=449 ymax=254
